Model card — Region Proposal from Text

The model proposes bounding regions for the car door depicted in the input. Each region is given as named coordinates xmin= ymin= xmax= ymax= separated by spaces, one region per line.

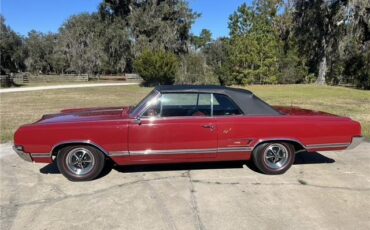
xmin=128 ymin=92 xmax=217 ymax=161
xmin=213 ymin=94 xmax=254 ymax=160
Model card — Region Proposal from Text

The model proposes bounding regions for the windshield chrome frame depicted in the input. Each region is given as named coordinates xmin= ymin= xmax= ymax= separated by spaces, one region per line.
xmin=129 ymin=90 xmax=161 ymax=118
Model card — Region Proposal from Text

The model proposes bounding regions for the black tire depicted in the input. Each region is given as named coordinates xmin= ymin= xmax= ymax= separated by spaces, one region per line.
xmin=56 ymin=145 xmax=106 ymax=181
xmin=252 ymin=142 xmax=295 ymax=175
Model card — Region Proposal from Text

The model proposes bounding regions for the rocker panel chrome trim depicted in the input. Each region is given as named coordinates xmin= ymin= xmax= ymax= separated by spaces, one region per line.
xmin=108 ymin=147 xmax=252 ymax=157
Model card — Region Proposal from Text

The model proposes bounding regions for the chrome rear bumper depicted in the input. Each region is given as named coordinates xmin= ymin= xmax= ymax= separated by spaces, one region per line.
xmin=347 ymin=136 xmax=364 ymax=150
xmin=13 ymin=146 xmax=32 ymax=162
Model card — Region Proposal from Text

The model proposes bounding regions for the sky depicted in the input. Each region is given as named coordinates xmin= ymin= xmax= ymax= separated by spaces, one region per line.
xmin=1 ymin=0 xmax=250 ymax=38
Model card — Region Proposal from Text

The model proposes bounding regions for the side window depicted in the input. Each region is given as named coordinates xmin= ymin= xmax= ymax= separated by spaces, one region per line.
xmin=141 ymin=97 xmax=161 ymax=117
xmin=141 ymin=93 xmax=241 ymax=117
xmin=161 ymin=93 xmax=211 ymax=117
xmin=212 ymin=94 xmax=242 ymax=116
xmin=197 ymin=94 xmax=212 ymax=116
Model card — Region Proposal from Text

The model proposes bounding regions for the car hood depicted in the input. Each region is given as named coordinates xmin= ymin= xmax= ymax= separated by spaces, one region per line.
xmin=273 ymin=106 xmax=337 ymax=116
xmin=36 ymin=106 xmax=132 ymax=124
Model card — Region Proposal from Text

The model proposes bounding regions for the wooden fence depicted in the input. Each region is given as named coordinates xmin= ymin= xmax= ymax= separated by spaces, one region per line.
xmin=28 ymin=74 xmax=89 ymax=82
xmin=0 ymin=75 xmax=12 ymax=87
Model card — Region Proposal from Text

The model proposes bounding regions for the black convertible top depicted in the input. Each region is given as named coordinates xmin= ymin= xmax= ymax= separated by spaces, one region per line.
xmin=155 ymin=85 xmax=281 ymax=116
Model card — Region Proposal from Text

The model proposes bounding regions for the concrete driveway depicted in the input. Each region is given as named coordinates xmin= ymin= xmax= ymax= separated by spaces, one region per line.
xmin=1 ymin=142 xmax=369 ymax=230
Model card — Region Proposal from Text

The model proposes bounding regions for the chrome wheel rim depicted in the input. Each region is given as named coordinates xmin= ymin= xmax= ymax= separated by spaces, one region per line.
xmin=66 ymin=148 xmax=95 ymax=176
xmin=263 ymin=144 xmax=289 ymax=170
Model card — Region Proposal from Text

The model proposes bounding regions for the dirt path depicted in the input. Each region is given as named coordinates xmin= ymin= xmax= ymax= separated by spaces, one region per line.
xmin=0 ymin=82 xmax=139 ymax=94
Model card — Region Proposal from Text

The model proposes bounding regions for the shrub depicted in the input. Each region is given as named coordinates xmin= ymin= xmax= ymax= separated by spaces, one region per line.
xmin=134 ymin=50 xmax=179 ymax=85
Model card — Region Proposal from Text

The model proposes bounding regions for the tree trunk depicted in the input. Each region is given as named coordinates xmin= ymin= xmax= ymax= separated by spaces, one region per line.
xmin=317 ymin=37 xmax=327 ymax=85
xmin=316 ymin=55 xmax=327 ymax=85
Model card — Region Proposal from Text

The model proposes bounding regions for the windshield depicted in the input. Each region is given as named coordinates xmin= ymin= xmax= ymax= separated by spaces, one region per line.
xmin=130 ymin=89 xmax=159 ymax=117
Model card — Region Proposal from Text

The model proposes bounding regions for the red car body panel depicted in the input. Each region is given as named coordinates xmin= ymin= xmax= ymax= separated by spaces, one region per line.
xmin=13 ymin=88 xmax=363 ymax=166
xmin=128 ymin=117 xmax=217 ymax=152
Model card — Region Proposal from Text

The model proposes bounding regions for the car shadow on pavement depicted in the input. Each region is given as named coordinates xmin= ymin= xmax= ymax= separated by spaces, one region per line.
xmin=40 ymin=163 xmax=59 ymax=174
xmin=294 ymin=151 xmax=335 ymax=165
xmin=114 ymin=161 xmax=247 ymax=174
xmin=39 ymin=151 xmax=335 ymax=176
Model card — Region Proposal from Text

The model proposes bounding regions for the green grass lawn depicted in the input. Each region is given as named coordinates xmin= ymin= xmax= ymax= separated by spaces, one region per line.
xmin=1 ymin=84 xmax=369 ymax=143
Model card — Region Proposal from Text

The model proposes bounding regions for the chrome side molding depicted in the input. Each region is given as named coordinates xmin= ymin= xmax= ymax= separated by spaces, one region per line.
xmin=31 ymin=153 xmax=52 ymax=158
xmin=306 ymin=143 xmax=350 ymax=150
xmin=108 ymin=151 xmax=130 ymax=157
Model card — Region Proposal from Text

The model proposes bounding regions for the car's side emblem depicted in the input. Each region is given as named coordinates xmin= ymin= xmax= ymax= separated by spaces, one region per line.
xmin=223 ymin=128 xmax=232 ymax=134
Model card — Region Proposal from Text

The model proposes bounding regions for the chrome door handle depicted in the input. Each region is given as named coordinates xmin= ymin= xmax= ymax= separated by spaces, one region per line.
xmin=202 ymin=125 xmax=215 ymax=131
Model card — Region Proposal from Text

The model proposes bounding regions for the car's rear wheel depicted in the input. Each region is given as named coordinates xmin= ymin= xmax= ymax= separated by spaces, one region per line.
xmin=252 ymin=142 xmax=295 ymax=175
xmin=56 ymin=145 xmax=105 ymax=181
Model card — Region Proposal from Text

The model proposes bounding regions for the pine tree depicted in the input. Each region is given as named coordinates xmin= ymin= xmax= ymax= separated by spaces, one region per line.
xmin=229 ymin=1 xmax=282 ymax=85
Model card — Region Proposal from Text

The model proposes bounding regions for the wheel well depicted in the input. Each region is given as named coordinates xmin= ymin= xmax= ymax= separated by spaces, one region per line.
xmin=51 ymin=142 xmax=109 ymax=160
xmin=253 ymin=140 xmax=306 ymax=153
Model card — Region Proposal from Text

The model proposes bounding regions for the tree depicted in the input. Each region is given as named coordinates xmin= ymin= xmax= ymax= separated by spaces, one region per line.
xmin=278 ymin=44 xmax=308 ymax=84
xmin=99 ymin=0 xmax=199 ymax=58
xmin=57 ymin=14 xmax=106 ymax=75
xmin=293 ymin=0 xmax=370 ymax=88
xmin=274 ymin=2 xmax=308 ymax=84
xmin=293 ymin=0 xmax=344 ymax=85
xmin=192 ymin=29 xmax=212 ymax=50
xmin=134 ymin=50 xmax=179 ymax=85
xmin=203 ymin=38 xmax=233 ymax=85
xmin=175 ymin=52 xmax=219 ymax=85
xmin=49 ymin=41 xmax=68 ymax=74
xmin=228 ymin=1 xmax=282 ymax=85
xmin=1 ymin=1 xmax=199 ymax=78
xmin=337 ymin=0 xmax=370 ymax=89
xmin=0 ymin=16 xmax=25 ymax=74
xmin=24 ymin=31 xmax=56 ymax=74
xmin=99 ymin=18 xmax=132 ymax=73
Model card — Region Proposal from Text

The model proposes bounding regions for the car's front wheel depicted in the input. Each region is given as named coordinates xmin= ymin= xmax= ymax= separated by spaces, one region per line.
xmin=56 ymin=145 xmax=105 ymax=181
xmin=252 ymin=142 xmax=295 ymax=175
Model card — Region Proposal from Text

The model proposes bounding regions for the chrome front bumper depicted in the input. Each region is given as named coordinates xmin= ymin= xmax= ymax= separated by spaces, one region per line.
xmin=347 ymin=136 xmax=364 ymax=150
xmin=13 ymin=146 xmax=32 ymax=162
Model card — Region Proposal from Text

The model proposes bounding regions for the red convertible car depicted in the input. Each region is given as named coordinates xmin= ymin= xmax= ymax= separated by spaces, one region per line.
xmin=14 ymin=85 xmax=363 ymax=181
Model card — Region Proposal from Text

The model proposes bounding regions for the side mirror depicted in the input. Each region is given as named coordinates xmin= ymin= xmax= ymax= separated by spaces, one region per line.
xmin=134 ymin=117 xmax=142 ymax=125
